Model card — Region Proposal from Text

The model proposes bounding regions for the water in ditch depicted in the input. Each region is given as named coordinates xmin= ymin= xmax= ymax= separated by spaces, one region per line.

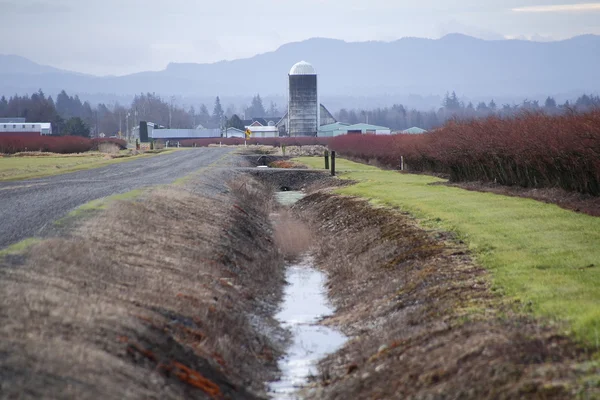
xmin=269 ymin=191 xmax=347 ymax=399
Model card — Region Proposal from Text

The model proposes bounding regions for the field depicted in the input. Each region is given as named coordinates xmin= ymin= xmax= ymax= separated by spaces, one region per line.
xmin=296 ymin=157 xmax=600 ymax=344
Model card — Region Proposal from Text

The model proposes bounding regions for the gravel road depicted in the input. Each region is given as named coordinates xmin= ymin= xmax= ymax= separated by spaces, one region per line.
xmin=0 ymin=148 xmax=234 ymax=249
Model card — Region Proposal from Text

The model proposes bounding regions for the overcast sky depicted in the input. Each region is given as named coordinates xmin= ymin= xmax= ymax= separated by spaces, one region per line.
xmin=1 ymin=0 xmax=599 ymax=76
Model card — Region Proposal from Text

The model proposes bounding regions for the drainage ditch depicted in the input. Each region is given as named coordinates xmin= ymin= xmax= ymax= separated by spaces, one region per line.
xmin=268 ymin=190 xmax=347 ymax=399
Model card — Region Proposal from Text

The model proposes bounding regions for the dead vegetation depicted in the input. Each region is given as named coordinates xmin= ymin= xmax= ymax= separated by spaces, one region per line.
xmin=0 ymin=177 xmax=285 ymax=399
xmin=98 ymin=142 xmax=121 ymax=154
xmin=294 ymin=192 xmax=600 ymax=399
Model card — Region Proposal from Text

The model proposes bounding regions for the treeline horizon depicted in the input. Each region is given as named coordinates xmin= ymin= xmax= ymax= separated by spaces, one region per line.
xmin=1 ymin=89 xmax=598 ymax=137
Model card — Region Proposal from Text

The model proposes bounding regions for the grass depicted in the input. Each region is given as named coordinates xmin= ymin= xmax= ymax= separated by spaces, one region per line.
xmin=0 ymin=238 xmax=41 ymax=258
xmin=295 ymin=156 xmax=600 ymax=345
xmin=0 ymin=149 xmax=179 ymax=182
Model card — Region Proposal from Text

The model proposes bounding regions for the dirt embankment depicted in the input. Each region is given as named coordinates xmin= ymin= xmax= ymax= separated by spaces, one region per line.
xmin=294 ymin=191 xmax=599 ymax=399
xmin=0 ymin=176 xmax=285 ymax=399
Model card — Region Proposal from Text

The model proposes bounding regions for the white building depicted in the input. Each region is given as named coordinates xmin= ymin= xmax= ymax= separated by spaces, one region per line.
xmin=245 ymin=122 xmax=278 ymax=138
xmin=0 ymin=121 xmax=52 ymax=135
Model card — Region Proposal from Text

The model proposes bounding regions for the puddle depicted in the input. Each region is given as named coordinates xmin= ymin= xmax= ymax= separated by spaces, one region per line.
xmin=268 ymin=257 xmax=347 ymax=399
xmin=274 ymin=191 xmax=305 ymax=207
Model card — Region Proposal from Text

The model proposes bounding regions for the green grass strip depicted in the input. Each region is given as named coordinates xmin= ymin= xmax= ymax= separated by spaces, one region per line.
xmin=0 ymin=238 xmax=41 ymax=258
xmin=295 ymin=156 xmax=600 ymax=346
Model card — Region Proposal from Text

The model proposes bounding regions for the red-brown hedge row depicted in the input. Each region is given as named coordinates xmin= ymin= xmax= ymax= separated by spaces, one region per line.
xmin=330 ymin=110 xmax=600 ymax=195
xmin=0 ymin=136 xmax=127 ymax=154
xmin=180 ymin=137 xmax=332 ymax=147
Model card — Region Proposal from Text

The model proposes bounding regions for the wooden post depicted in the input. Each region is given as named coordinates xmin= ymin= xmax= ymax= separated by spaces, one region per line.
xmin=400 ymin=156 xmax=404 ymax=171
xmin=331 ymin=151 xmax=336 ymax=176
xmin=324 ymin=150 xmax=329 ymax=170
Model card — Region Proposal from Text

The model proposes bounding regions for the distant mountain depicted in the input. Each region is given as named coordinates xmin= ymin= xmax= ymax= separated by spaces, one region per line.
xmin=0 ymin=54 xmax=64 ymax=75
xmin=1 ymin=34 xmax=599 ymax=101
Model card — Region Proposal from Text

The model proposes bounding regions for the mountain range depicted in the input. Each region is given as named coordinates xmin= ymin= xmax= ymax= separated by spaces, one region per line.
xmin=1 ymin=34 xmax=599 ymax=104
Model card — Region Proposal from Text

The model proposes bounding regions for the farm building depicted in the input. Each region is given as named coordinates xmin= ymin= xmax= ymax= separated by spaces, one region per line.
xmin=273 ymin=61 xmax=337 ymax=137
xmin=0 ymin=119 xmax=52 ymax=136
xmin=245 ymin=123 xmax=278 ymax=138
xmin=400 ymin=127 xmax=428 ymax=134
xmin=225 ymin=127 xmax=246 ymax=138
xmin=318 ymin=122 xmax=391 ymax=137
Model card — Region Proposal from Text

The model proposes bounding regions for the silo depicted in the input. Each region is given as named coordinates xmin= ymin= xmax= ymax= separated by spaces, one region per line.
xmin=288 ymin=61 xmax=319 ymax=136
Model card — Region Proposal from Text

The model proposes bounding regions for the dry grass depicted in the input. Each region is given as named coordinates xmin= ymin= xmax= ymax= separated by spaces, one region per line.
xmin=0 ymin=177 xmax=285 ymax=399
xmin=294 ymin=192 xmax=599 ymax=399
xmin=98 ymin=142 xmax=121 ymax=154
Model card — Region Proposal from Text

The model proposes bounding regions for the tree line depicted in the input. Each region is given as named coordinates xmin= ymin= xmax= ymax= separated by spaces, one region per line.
xmin=1 ymin=90 xmax=597 ymax=137
xmin=0 ymin=91 xmax=281 ymax=138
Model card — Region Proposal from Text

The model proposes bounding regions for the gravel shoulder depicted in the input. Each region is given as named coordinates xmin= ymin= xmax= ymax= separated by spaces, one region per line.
xmin=0 ymin=148 xmax=234 ymax=249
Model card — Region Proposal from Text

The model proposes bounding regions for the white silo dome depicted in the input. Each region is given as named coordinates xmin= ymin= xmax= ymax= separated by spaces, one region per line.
xmin=289 ymin=61 xmax=316 ymax=75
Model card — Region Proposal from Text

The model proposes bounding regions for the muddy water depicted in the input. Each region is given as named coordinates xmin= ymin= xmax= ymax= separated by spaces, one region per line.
xmin=269 ymin=192 xmax=347 ymax=399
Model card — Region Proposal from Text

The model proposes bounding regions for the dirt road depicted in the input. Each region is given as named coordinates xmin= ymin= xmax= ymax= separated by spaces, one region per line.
xmin=0 ymin=148 xmax=234 ymax=249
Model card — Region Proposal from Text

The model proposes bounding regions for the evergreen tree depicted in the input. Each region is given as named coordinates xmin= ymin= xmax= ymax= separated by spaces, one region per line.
xmin=246 ymin=94 xmax=266 ymax=117
xmin=0 ymin=96 xmax=7 ymax=117
xmin=198 ymin=104 xmax=210 ymax=126
xmin=544 ymin=96 xmax=557 ymax=109
xmin=64 ymin=117 xmax=90 ymax=137
xmin=212 ymin=96 xmax=224 ymax=127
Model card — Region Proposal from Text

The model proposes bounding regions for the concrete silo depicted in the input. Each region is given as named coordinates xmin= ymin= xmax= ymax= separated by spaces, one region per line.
xmin=288 ymin=61 xmax=319 ymax=136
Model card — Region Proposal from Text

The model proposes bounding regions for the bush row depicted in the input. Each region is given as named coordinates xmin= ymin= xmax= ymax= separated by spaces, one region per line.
xmin=330 ymin=109 xmax=600 ymax=195
xmin=179 ymin=137 xmax=332 ymax=147
xmin=0 ymin=136 xmax=127 ymax=154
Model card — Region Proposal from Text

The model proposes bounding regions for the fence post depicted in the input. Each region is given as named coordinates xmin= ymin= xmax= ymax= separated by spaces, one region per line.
xmin=331 ymin=151 xmax=336 ymax=176
xmin=324 ymin=150 xmax=329 ymax=170
xmin=400 ymin=156 xmax=404 ymax=171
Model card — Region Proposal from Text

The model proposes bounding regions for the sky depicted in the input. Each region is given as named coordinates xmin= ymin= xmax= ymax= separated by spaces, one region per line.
xmin=1 ymin=0 xmax=599 ymax=76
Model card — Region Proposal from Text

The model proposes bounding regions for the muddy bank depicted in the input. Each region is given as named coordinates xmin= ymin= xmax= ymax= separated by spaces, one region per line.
xmin=293 ymin=191 xmax=599 ymax=399
xmin=0 ymin=174 xmax=286 ymax=399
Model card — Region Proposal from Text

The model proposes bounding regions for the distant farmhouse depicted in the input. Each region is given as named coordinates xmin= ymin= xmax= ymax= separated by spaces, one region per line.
xmin=0 ymin=117 xmax=53 ymax=136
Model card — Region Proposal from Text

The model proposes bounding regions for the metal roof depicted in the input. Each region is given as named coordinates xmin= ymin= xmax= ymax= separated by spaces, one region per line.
xmin=319 ymin=122 xmax=350 ymax=132
xmin=401 ymin=127 xmax=428 ymax=134
xmin=289 ymin=61 xmax=316 ymax=75
xmin=345 ymin=123 xmax=391 ymax=131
